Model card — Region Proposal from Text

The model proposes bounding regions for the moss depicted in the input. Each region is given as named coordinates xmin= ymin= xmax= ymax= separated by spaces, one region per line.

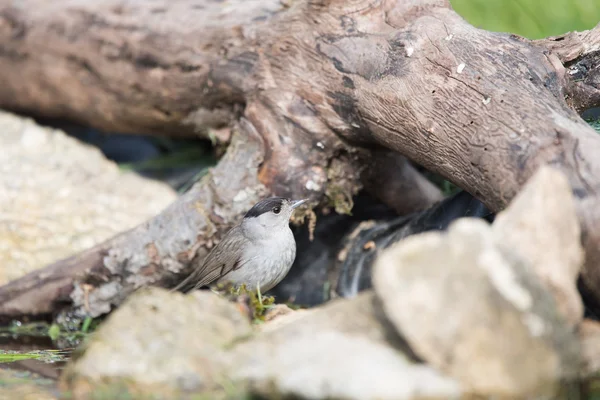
xmin=324 ymin=158 xmax=361 ymax=216
xmin=213 ymin=283 xmax=275 ymax=323
xmin=325 ymin=182 xmax=354 ymax=215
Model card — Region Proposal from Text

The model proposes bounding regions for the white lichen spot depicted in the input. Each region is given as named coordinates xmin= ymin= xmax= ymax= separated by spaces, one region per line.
xmin=477 ymin=249 xmax=533 ymax=311
xmin=482 ymin=97 xmax=491 ymax=105
xmin=233 ymin=190 xmax=249 ymax=202
xmin=406 ymin=47 xmax=414 ymax=57
xmin=568 ymin=67 xmax=579 ymax=75
xmin=350 ymin=122 xmax=360 ymax=128
xmin=445 ymin=34 xmax=454 ymax=41
xmin=305 ymin=180 xmax=321 ymax=191
xmin=522 ymin=313 xmax=546 ymax=337
xmin=163 ymin=258 xmax=186 ymax=273
xmin=457 ymin=63 xmax=465 ymax=74
xmin=316 ymin=142 xmax=325 ymax=149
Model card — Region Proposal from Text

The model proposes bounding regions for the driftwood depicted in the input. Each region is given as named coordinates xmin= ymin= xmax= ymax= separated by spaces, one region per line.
xmin=0 ymin=0 xmax=600 ymax=319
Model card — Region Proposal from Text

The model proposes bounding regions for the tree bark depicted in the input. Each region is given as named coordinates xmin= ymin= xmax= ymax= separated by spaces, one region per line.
xmin=1 ymin=0 xmax=600 ymax=319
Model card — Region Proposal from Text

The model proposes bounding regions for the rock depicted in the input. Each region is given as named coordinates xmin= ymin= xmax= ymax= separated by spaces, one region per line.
xmin=62 ymin=287 xmax=462 ymax=399
xmin=372 ymin=218 xmax=581 ymax=398
xmin=0 ymin=111 xmax=177 ymax=285
xmin=233 ymin=292 xmax=462 ymax=400
xmin=257 ymin=291 xmax=409 ymax=350
xmin=60 ymin=287 xmax=253 ymax=398
xmin=259 ymin=303 xmax=309 ymax=331
xmin=492 ymin=166 xmax=584 ymax=326
xmin=263 ymin=303 xmax=297 ymax=322
xmin=578 ymin=319 xmax=600 ymax=377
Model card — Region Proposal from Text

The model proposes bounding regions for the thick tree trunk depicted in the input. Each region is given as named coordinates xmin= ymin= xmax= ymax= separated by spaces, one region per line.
xmin=1 ymin=0 xmax=600 ymax=319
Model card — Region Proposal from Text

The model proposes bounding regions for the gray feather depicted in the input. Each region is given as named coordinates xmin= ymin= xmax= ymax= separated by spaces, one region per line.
xmin=171 ymin=225 xmax=250 ymax=293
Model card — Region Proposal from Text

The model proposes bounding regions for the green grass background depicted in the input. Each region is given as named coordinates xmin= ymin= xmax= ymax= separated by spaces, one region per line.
xmin=451 ymin=0 xmax=600 ymax=39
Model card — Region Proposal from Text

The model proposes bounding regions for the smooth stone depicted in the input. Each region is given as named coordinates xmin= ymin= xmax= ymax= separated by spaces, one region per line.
xmin=373 ymin=218 xmax=581 ymax=398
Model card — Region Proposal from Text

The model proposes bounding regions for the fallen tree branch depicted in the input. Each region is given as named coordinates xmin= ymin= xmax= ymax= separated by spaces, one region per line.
xmin=534 ymin=28 xmax=600 ymax=112
xmin=2 ymin=0 xmax=600 ymax=318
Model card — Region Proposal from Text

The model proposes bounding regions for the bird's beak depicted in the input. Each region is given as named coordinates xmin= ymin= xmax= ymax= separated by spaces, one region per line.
xmin=291 ymin=198 xmax=309 ymax=209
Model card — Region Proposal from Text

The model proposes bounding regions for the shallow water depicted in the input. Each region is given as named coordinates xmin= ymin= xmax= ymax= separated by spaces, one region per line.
xmin=0 ymin=338 xmax=70 ymax=380
xmin=0 ymin=322 xmax=75 ymax=398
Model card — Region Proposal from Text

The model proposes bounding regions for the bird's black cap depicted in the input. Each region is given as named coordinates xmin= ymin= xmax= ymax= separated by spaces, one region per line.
xmin=244 ymin=197 xmax=288 ymax=218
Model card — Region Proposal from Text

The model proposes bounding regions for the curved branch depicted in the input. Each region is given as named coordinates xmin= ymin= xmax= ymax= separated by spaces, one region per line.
xmin=3 ymin=0 xmax=600 ymax=318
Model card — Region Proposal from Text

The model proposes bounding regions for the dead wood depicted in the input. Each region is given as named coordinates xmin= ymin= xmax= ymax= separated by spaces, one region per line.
xmin=1 ymin=0 xmax=600 ymax=319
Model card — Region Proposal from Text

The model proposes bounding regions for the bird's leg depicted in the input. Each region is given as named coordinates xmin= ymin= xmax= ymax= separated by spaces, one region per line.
xmin=256 ymin=283 xmax=263 ymax=309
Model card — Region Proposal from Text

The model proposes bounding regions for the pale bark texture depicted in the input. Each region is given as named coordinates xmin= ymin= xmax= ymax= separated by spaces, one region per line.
xmin=1 ymin=0 xmax=600 ymax=318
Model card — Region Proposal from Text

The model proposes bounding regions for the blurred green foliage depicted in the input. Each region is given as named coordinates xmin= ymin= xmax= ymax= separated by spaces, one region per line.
xmin=450 ymin=0 xmax=600 ymax=39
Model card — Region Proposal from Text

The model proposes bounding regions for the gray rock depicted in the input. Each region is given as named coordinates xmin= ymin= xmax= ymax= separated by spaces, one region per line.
xmin=61 ymin=287 xmax=253 ymax=398
xmin=259 ymin=303 xmax=309 ymax=331
xmin=234 ymin=292 xmax=462 ymax=400
xmin=372 ymin=218 xmax=581 ymax=398
xmin=492 ymin=166 xmax=584 ymax=326
xmin=578 ymin=319 xmax=600 ymax=377
xmin=0 ymin=111 xmax=177 ymax=285
xmin=62 ymin=287 xmax=462 ymax=399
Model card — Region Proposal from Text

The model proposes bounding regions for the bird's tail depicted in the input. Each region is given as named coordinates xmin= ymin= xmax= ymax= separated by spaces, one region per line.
xmin=170 ymin=272 xmax=197 ymax=293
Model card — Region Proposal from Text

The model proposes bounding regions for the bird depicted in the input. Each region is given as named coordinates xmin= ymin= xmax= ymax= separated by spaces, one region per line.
xmin=172 ymin=196 xmax=308 ymax=294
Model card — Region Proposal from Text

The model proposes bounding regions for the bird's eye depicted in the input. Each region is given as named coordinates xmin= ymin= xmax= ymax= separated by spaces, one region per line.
xmin=272 ymin=206 xmax=281 ymax=214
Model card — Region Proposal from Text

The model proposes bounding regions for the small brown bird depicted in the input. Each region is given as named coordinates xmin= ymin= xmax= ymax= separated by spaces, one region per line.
xmin=172 ymin=197 xmax=307 ymax=293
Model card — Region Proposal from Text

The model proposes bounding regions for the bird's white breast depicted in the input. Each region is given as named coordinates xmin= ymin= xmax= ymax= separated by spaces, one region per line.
xmin=217 ymin=226 xmax=296 ymax=292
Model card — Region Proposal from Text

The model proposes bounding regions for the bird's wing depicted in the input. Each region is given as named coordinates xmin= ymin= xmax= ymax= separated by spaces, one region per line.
xmin=171 ymin=225 xmax=249 ymax=293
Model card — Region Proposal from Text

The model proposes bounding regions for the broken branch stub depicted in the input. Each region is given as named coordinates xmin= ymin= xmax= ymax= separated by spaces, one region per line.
xmin=1 ymin=0 xmax=600 ymax=318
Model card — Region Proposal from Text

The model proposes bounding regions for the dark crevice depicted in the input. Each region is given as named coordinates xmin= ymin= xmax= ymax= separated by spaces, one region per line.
xmin=30 ymin=115 xmax=219 ymax=193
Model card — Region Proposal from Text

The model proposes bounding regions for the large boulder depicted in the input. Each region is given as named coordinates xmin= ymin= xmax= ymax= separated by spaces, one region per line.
xmin=232 ymin=292 xmax=461 ymax=400
xmin=373 ymin=217 xmax=581 ymax=398
xmin=60 ymin=288 xmax=253 ymax=398
xmin=0 ymin=111 xmax=176 ymax=285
